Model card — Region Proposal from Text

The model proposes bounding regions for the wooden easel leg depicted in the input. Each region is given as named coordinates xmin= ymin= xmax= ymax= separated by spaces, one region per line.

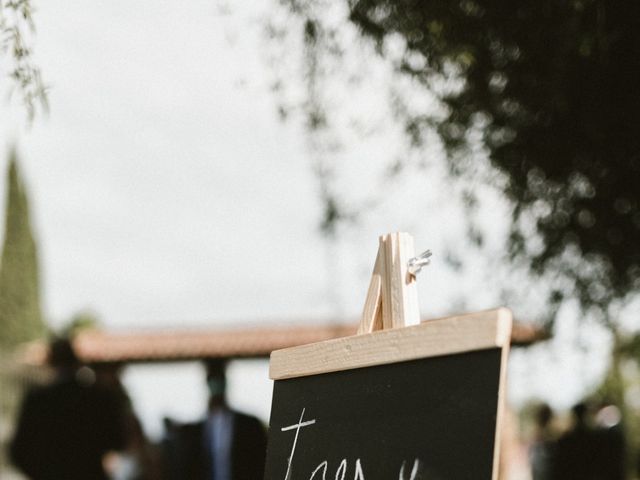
xmin=357 ymin=244 xmax=384 ymax=334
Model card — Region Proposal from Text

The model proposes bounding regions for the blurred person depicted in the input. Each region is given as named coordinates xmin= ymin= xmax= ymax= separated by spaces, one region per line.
xmin=529 ymin=403 xmax=557 ymax=480
xmin=96 ymin=363 xmax=161 ymax=480
xmin=594 ymin=402 xmax=625 ymax=480
xmin=161 ymin=417 xmax=181 ymax=480
xmin=165 ymin=359 xmax=267 ymax=480
xmin=553 ymin=402 xmax=600 ymax=480
xmin=9 ymin=337 xmax=127 ymax=480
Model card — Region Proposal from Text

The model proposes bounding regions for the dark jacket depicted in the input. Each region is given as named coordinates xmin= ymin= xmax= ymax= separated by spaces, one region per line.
xmin=10 ymin=376 xmax=127 ymax=480
xmin=166 ymin=410 xmax=267 ymax=480
xmin=553 ymin=425 xmax=600 ymax=480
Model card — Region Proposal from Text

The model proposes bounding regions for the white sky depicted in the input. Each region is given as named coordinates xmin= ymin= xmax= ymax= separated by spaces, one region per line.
xmin=0 ymin=0 xmax=615 ymax=438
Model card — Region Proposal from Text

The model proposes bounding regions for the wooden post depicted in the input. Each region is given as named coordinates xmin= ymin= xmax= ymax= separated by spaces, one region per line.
xmin=358 ymin=232 xmax=421 ymax=334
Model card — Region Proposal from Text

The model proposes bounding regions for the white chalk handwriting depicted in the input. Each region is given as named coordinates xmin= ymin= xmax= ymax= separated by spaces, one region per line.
xmin=280 ymin=409 xmax=422 ymax=480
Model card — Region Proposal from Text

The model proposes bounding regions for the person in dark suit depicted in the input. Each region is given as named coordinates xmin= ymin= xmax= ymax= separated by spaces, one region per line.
xmin=594 ymin=402 xmax=626 ymax=480
xmin=553 ymin=402 xmax=600 ymax=480
xmin=529 ymin=403 xmax=557 ymax=480
xmin=165 ymin=359 xmax=267 ymax=480
xmin=10 ymin=337 xmax=127 ymax=480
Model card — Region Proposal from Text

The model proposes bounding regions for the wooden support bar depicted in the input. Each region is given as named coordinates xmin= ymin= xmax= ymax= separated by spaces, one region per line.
xmin=271 ymin=308 xmax=513 ymax=379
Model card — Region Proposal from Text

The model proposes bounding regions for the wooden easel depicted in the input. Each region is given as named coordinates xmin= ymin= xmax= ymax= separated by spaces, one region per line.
xmin=357 ymin=232 xmax=426 ymax=334
xmin=266 ymin=232 xmax=512 ymax=480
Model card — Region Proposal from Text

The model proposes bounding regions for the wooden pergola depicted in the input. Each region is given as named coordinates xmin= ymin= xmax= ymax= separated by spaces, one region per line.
xmin=18 ymin=316 xmax=549 ymax=366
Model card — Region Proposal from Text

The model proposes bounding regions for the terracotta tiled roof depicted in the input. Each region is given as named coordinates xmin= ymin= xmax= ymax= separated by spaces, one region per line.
xmin=76 ymin=323 xmax=358 ymax=363
xmin=19 ymin=319 xmax=548 ymax=365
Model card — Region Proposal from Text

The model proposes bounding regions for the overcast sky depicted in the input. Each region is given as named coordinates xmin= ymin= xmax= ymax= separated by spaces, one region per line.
xmin=0 ymin=0 xmax=614 ymax=437
xmin=1 ymin=0 xmax=495 ymax=330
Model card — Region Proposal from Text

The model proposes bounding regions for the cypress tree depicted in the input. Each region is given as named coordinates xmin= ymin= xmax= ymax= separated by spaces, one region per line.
xmin=0 ymin=149 xmax=45 ymax=348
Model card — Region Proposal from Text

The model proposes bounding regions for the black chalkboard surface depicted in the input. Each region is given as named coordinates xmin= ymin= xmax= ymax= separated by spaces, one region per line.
xmin=265 ymin=309 xmax=512 ymax=480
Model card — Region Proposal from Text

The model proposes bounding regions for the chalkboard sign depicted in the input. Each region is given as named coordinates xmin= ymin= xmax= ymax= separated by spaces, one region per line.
xmin=265 ymin=308 xmax=512 ymax=480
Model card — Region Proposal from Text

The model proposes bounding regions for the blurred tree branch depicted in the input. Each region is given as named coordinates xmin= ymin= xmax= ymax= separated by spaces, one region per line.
xmin=268 ymin=0 xmax=640 ymax=326
xmin=1 ymin=0 xmax=48 ymax=121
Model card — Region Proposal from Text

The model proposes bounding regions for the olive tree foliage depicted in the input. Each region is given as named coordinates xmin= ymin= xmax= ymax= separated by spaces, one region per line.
xmin=263 ymin=0 xmax=640 ymax=327
xmin=0 ymin=0 xmax=47 ymax=120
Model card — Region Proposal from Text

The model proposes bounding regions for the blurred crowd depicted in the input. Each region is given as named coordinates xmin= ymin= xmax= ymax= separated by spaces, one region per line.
xmin=7 ymin=338 xmax=266 ymax=480
xmin=529 ymin=401 xmax=627 ymax=480
xmin=8 ymin=337 xmax=638 ymax=480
